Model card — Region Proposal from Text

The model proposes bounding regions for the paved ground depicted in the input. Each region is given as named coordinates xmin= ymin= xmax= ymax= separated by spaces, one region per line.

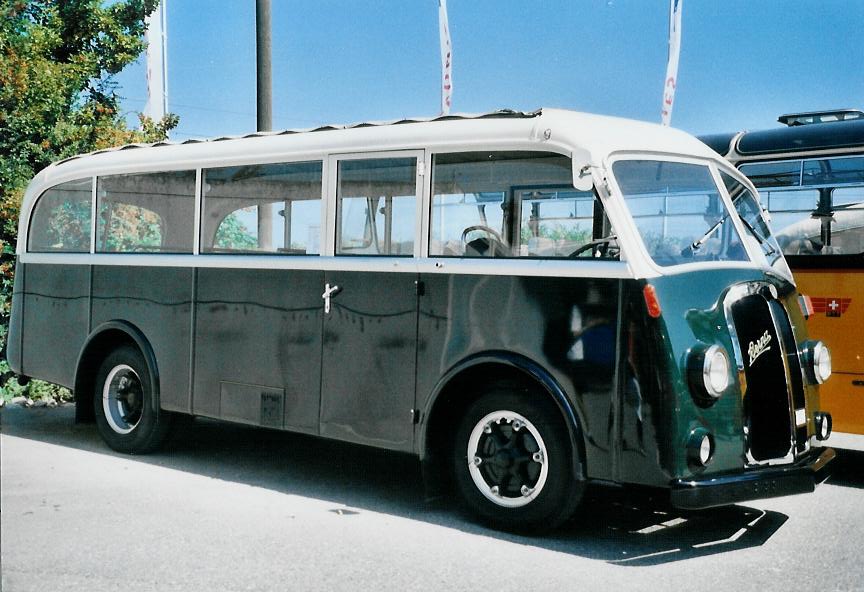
xmin=1 ymin=404 xmax=862 ymax=591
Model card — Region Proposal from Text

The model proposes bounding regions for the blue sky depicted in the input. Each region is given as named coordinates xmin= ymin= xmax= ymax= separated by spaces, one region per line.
xmin=115 ymin=0 xmax=864 ymax=141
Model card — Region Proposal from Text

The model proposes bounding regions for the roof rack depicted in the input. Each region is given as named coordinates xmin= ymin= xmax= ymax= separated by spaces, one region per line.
xmin=778 ymin=109 xmax=864 ymax=127
xmin=51 ymin=109 xmax=541 ymax=168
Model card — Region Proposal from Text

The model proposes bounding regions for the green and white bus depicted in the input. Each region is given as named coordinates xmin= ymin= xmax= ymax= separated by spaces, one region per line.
xmin=7 ymin=108 xmax=834 ymax=532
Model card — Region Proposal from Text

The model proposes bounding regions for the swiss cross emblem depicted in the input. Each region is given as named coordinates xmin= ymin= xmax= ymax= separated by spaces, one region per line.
xmin=811 ymin=297 xmax=852 ymax=317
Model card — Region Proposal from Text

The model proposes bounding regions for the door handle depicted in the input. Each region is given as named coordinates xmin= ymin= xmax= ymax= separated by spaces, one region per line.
xmin=322 ymin=283 xmax=341 ymax=314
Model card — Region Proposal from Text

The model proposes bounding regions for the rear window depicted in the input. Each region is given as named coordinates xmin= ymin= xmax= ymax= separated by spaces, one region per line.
xmin=28 ymin=178 xmax=92 ymax=253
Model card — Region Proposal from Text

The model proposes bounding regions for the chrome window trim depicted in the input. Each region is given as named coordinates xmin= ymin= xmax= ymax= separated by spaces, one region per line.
xmin=16 ymin=252 xmax=635 ymax=279
xmin=89 ymin=176 xmax=97 ymax=254
xmin=193 ymin=169 xmax=202 ymax=255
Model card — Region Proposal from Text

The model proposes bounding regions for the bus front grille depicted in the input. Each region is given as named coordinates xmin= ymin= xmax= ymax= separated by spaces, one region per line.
xmin=730 ymin=292 xmax=799 ymax=462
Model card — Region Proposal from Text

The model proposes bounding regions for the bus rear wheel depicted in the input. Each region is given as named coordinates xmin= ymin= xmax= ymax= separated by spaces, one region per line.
xmin=452 ymin=387 xmax=584 ymax=533
xmin=93 ymin=345 xmax=171 ymax=454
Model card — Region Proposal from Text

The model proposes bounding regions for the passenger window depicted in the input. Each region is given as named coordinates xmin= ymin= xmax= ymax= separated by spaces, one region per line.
xmin=96 ymin=171 xmax=195 ymax=253
xmin=28 ymin=178 xmax=92 ymax=253
xmin=827 ymin=187 xmax=864 ymax=255
xmin=336 ymin=158 xmax=417 ymax=256
xmin=740 ymin=161 xmax=802 ymax=188
xmin=430 ymin=152 xmax=611 ymax=258
xmin=517 ymin=189 xmax=598 ymax=258
xmin=766 ymin=187 xmax=864 ymax=256
xmin=202 ymin=161 xmax=323 ymax=254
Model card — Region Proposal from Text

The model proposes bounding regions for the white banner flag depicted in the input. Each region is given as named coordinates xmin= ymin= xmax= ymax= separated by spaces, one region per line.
xmin=439 ymin=0 xmax=453 ymax=115
xmin=660 ymin=0 xmax=682 ymax=126
xmin=144 ymin=1 xmax=168 ymax=122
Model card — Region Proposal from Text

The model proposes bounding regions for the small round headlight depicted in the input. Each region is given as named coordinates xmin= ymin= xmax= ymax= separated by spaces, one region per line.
xmin=687 ymin=344 xmax=731 ymax=405
xmin=687 ymin=429 xmax=714 ymax=468
xmin=698 ymin=434 xmax=712 ymax=465
xmin=704 ymin=345 xmax=731 ymax=397
xmin=802 ymin=340 xmax=832 ymax=385
xmin=815 ymin=412 xmax=832 ymax=441
xmin=813 ymin=342 xmax=832 ymax=384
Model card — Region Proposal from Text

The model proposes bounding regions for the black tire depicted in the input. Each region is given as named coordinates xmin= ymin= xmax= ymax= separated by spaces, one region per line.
xmin=93 ymin=345 xmax=171 ymax=454
xmin=452 ymin=386 xmax=585 ymax=533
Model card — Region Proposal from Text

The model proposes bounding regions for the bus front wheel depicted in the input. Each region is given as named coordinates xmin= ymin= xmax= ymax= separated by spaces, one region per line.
xmin=452 ymin=387 xmax=584 ymax=533
xmin=93 ymin=345 xmax=171 ymax=454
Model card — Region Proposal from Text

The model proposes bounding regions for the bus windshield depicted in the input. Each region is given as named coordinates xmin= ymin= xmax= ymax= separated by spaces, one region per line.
xmin=612 ymin=160 xmax=749 ymax=267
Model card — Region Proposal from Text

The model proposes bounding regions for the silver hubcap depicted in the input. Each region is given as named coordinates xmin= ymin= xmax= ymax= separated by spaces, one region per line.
xmin=102 ymin=364 xmax=143 ymax=435
xmin=466 ymin=410 xmax=549 ymax=508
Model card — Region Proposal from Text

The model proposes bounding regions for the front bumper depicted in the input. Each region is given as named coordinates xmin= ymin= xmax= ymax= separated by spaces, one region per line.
xmin=670 ymin=446 xmax=835 ymax=510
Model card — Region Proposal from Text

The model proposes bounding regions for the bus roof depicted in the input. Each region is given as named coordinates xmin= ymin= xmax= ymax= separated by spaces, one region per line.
xmin=30 ymin=108 xmax=717 ymax=192
xmin=699 ymin=115 xmax=864 ymax=161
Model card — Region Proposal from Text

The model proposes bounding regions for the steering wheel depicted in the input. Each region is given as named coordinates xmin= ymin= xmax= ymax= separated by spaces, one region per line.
xmin=461 ymin=225 xmax=509 ymax=257
xmin=461 ymin=225 xmax=504 ymax=244
xmin=569 ymin=235 xmax=619 ymax=259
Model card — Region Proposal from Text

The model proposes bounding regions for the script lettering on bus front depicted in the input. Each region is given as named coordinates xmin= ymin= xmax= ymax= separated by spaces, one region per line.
xmin=747 ymin=330 xmax=772 ymax=367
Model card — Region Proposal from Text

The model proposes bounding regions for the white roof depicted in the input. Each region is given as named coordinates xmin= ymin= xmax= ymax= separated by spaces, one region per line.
xmin=26 ymin=108 xmax=717 ymax=194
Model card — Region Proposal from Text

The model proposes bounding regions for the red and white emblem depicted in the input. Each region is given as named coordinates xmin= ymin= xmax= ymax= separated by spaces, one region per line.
xmin=810 ymin=297 xmax=852 ymax=317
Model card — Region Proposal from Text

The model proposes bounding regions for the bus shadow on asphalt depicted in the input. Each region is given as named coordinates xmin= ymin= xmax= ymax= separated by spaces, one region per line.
xmin=2 ymin=405 xmax=795 ymax=565
xmin=552 ymin=495 xmax=788 ymax=566
xmin=825 ymin=449 xmax=864 ymax=490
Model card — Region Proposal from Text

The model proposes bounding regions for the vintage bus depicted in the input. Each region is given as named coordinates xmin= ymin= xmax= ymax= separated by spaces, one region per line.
xmin=7 ymin=109 xmax=834 ymax=532
xmin=702 ymin=109 xmax=864 ymax=451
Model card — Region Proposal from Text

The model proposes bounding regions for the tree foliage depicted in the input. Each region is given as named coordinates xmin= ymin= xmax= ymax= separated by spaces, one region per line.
xmin=0 ymin=0 xmax=179 ymax=399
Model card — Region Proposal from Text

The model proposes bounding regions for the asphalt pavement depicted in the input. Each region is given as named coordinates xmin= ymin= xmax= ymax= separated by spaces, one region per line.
xmin=2 ymin=403 xmax=862 ymax=591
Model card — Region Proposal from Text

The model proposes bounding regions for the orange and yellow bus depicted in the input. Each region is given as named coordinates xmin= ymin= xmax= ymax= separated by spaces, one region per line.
xmin=702 ymin=109 xmax=864 ymax=449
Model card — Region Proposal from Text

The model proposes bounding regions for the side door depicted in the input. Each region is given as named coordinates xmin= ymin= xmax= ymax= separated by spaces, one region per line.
xmin=319 ymin=152 xmax=424 ymax=451
xmin=193 ymin=160 xmax=326 ymax=434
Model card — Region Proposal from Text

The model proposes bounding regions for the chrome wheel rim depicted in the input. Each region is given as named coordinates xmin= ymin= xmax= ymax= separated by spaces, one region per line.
xmin=466 ymin=410 xmax=549 ymax=508
xmin=102 ymin=364 xmax=143 ymax=434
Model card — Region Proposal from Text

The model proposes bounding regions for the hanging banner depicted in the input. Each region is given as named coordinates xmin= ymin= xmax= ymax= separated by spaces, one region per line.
xmin=660 ymin=0 xmax=682 ymax=126
xmin=439 ymin=0 xmax=453 ymax=115
xmin=144 ymin=1 xmax=168 ymax=122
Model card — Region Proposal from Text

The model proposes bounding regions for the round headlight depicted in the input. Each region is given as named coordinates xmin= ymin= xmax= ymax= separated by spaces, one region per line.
xmin=688 ymin=344 xmax=732 ymax=405
xmin=815 ymin=412 xmax=832 ymax=441
xmin=703 ymin=345 xmax=731 ymax=398
xmin=686 ymin=429 xmax=714 ymax=468
xmin=813 ymin=342 xmax=832 ymax=384
xmin=698 ymin=434 xmax=712 ymax=465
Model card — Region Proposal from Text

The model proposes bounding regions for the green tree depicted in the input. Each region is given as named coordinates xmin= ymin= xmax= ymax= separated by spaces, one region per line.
xmin=0 ymin=0 xmax=179 ymax=400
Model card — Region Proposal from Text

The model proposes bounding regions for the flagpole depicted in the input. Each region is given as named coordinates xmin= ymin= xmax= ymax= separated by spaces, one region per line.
xmin=661 ymin=0 xmax=682 ymax=126
xmin=144 ymin=1 xmax=168 ymax=126
xmin=438 ymin=0 xmax=453 ymax=115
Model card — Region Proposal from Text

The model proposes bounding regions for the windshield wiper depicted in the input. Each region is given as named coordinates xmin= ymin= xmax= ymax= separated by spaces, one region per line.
xmin=687 ymin=213 xmax=729 ymax=253
xmin=738 ymin=215 xmax=777 ymax=257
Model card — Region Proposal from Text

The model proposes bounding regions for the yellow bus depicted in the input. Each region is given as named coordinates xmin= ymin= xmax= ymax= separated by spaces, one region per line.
xmin=702 ymin=109 xmax=864 ymax=450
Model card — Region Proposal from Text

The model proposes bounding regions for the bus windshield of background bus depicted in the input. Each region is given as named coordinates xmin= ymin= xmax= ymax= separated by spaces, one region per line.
xmin=612 ymin=160 xmax=749 ymax=267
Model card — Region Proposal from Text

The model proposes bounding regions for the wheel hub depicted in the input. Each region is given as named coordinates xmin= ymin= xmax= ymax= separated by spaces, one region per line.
xmin=102 ymin=364 xmax=144 ymax=435
xmin=466 ymin=410 xmax=549 ymax=508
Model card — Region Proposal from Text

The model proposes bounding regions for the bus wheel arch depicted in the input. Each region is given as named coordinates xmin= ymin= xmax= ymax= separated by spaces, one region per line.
xmin=421 ymin=356 xmax=587 ymax=530
xmin=74 ymin=322 xmax=161 ymax=425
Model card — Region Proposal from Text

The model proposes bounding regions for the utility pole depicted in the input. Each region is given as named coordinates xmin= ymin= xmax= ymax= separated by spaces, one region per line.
xmin=256 ymin=0 xmax=273 ymax=248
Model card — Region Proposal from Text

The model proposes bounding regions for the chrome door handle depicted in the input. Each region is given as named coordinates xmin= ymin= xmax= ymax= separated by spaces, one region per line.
xmin=322 ymin=283 xmax=341 ymax=314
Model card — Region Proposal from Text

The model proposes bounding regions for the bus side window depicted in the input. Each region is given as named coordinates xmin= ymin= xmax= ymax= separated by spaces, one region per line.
xmin=201 ymin=161 xmax=323 ymax=254
xmin=823 ymin=186 xmax=864 ymax=255
xmin=762 ymin=189 xmax=821 ymax=255
xmin=335 ymin=158 xmax=417 ymax=256
xmin=430 ymin=151 xmax=611 ymax=259
xmin=96 ymin=171 xmax=195 ymax=253
xmin=27 ymin=178 xmax=92 ymax=253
